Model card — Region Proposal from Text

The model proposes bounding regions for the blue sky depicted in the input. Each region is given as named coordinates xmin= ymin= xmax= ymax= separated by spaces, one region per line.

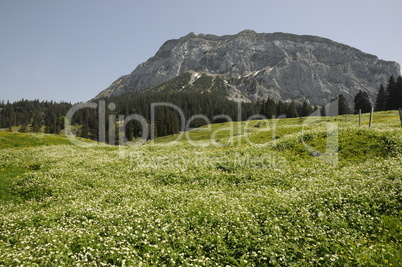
xmin=1 ymin=0 xmax=401 ymax=103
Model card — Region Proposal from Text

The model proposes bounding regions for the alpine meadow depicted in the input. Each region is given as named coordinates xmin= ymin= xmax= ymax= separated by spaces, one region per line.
xmin=1 ymin=110 xmax=401 ymax=266
xmin=1 ymin=26 xmax=402 ymax=267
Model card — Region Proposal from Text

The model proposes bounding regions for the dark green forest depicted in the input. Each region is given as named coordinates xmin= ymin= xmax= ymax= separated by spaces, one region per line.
xmin=0 ymin=99 xmax=72 ymax=134
xmin=1 ymin=75 xmax=401 ymax=143
xmin=0 ymin=92 xmax=317 ymax=142
xmin=375 ymin=75 xmax=402 ymax=111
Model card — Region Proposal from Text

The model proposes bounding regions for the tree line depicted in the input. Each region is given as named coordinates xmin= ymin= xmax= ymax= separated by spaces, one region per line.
xmin=0 ymin=92 xmax=318 ymax=142
xmin=336 ymin=75 xmax=402 ymax=115
xmin=73 ymin=91 xmax=319 ymax=142
xmin=1 ymin=75 xmax=401 ymax=143
xmin=0 ymin=99 xmax=72 ymax=134
xmin=375 ymin=75 xmax=402 ymax=112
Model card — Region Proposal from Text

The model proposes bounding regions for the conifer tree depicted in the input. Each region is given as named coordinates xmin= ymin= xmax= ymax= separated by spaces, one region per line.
xmin=276 ymin=101 xmax=286 ymax=116
xmin=125 ymin=121 xmax=134 ymax=141
xmin=338 ymin=94 xmax=352 ymax=115
xmin=300 ymin=101 xmax=312 ymax=117
xmin=320 ymin=105 xmax=326 ymax=117
xmin=81 ymin=122 xmax=89 ymax=138
xmin=261 ymin=98 xmax=277 ymax=118
xmin=396 ymin=76 xmax=402 ymax=109
xmin=386 ymin=76 xmax=397 ymax=110
xmin=354 ymin=90 xmax=372 ymax=113
xmin=375 ymin=84 xmax=388 ymax=111
xmin=31 ymin=111 xmax=42 ymax=132
xmin=287 ymin=101 xmax=298 ymax=118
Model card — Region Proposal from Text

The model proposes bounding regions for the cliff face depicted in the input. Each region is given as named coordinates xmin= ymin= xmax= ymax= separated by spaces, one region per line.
xmin=95 ymin=30 xmax=400 ymax=105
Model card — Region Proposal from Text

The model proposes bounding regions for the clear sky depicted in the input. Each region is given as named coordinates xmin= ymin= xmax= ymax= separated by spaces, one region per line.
xmin=1 ymin=0 xmax=401 ymax=103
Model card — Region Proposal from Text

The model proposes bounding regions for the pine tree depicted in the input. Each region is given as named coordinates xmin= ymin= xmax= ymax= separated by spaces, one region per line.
xmin=354 ymin=90 xmax=372 ymax=113
xmin=276 ymin=101 xmax=286 ymax=116
xmin=80 ymin=122 xmax=89 ymax=138
xmin=300 ymin=101 xmax=312 ymax=117
xmin=375 ymin=84 xmax=388 ymax=111
xmin=338 ymin=94 xmax=352 ymax=115
xmin=31 ymin=111 xmax=42 ymax=132
xmin=261 ymin=98 xmax=277 ymax=118
xmin=125 ymin=121 xmax=134 ymax=141
xmin=55 ymin=123 xmax=61 ymax=135
xmin=396 ymin=76 xmax=402 ymax=109
xmin=287 ymin=101 xmax=298 ymax=118
xmin=386 ymin=76 xmax=397 ymax=110
xmin=320 ymin=105 xmax=326 ymax=117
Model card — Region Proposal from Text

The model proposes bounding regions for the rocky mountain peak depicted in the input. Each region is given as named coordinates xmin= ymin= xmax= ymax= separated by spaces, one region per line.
xmin=95 ymin=30 xmax=400 ymax=105
xmin=237 ymin=29 xmax=257 ymax=38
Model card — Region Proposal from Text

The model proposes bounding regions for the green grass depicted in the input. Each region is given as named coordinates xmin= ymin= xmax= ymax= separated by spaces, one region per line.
xmin=0 ymin=132 xmax=80 ymax=149
xmin=0 ymin=133 xmax=96 ymax=202
xmin=0 ymin=111 xmax=401 ymax=266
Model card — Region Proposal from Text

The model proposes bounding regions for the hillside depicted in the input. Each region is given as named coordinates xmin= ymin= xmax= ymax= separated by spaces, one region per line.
xmin=95 ymin=30 xmax=400 ymax=105
xmin=0 ymin=111 xmax=401 ymax=265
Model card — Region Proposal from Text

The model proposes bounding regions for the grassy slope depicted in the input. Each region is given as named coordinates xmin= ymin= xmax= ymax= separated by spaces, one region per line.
xmin=0 ymin=133 xmax=96 ymax=202
xmin=0 ymin=111 xmax=401 ymax=266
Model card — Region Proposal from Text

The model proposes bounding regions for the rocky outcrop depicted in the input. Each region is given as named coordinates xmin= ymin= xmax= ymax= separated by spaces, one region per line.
xmin=95 ymin=30 xmax=400 ymax=105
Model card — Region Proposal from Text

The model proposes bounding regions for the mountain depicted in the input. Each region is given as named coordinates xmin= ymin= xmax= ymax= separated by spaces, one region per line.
xmin=95 ymin=30 xmax=400 ymax=105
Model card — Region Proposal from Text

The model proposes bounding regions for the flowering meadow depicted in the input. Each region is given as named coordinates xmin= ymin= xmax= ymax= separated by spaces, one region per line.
xmin=0 ymin=111 xmax=401 ymax=266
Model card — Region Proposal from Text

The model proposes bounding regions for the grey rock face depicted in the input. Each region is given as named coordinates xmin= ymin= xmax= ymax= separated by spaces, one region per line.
xmin=96 ymin=30 xmax=400 ymax=105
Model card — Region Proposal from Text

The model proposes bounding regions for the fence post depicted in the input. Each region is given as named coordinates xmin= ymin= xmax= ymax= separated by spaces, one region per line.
xmin=369 ymin=108 xmax=374 ymax=128
xmin=359 ymin=109 xmax=362 ymax=127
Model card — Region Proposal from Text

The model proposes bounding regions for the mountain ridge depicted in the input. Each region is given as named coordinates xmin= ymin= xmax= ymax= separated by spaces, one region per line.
xmin=95 ymin=30 xmax=400 ymax=105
